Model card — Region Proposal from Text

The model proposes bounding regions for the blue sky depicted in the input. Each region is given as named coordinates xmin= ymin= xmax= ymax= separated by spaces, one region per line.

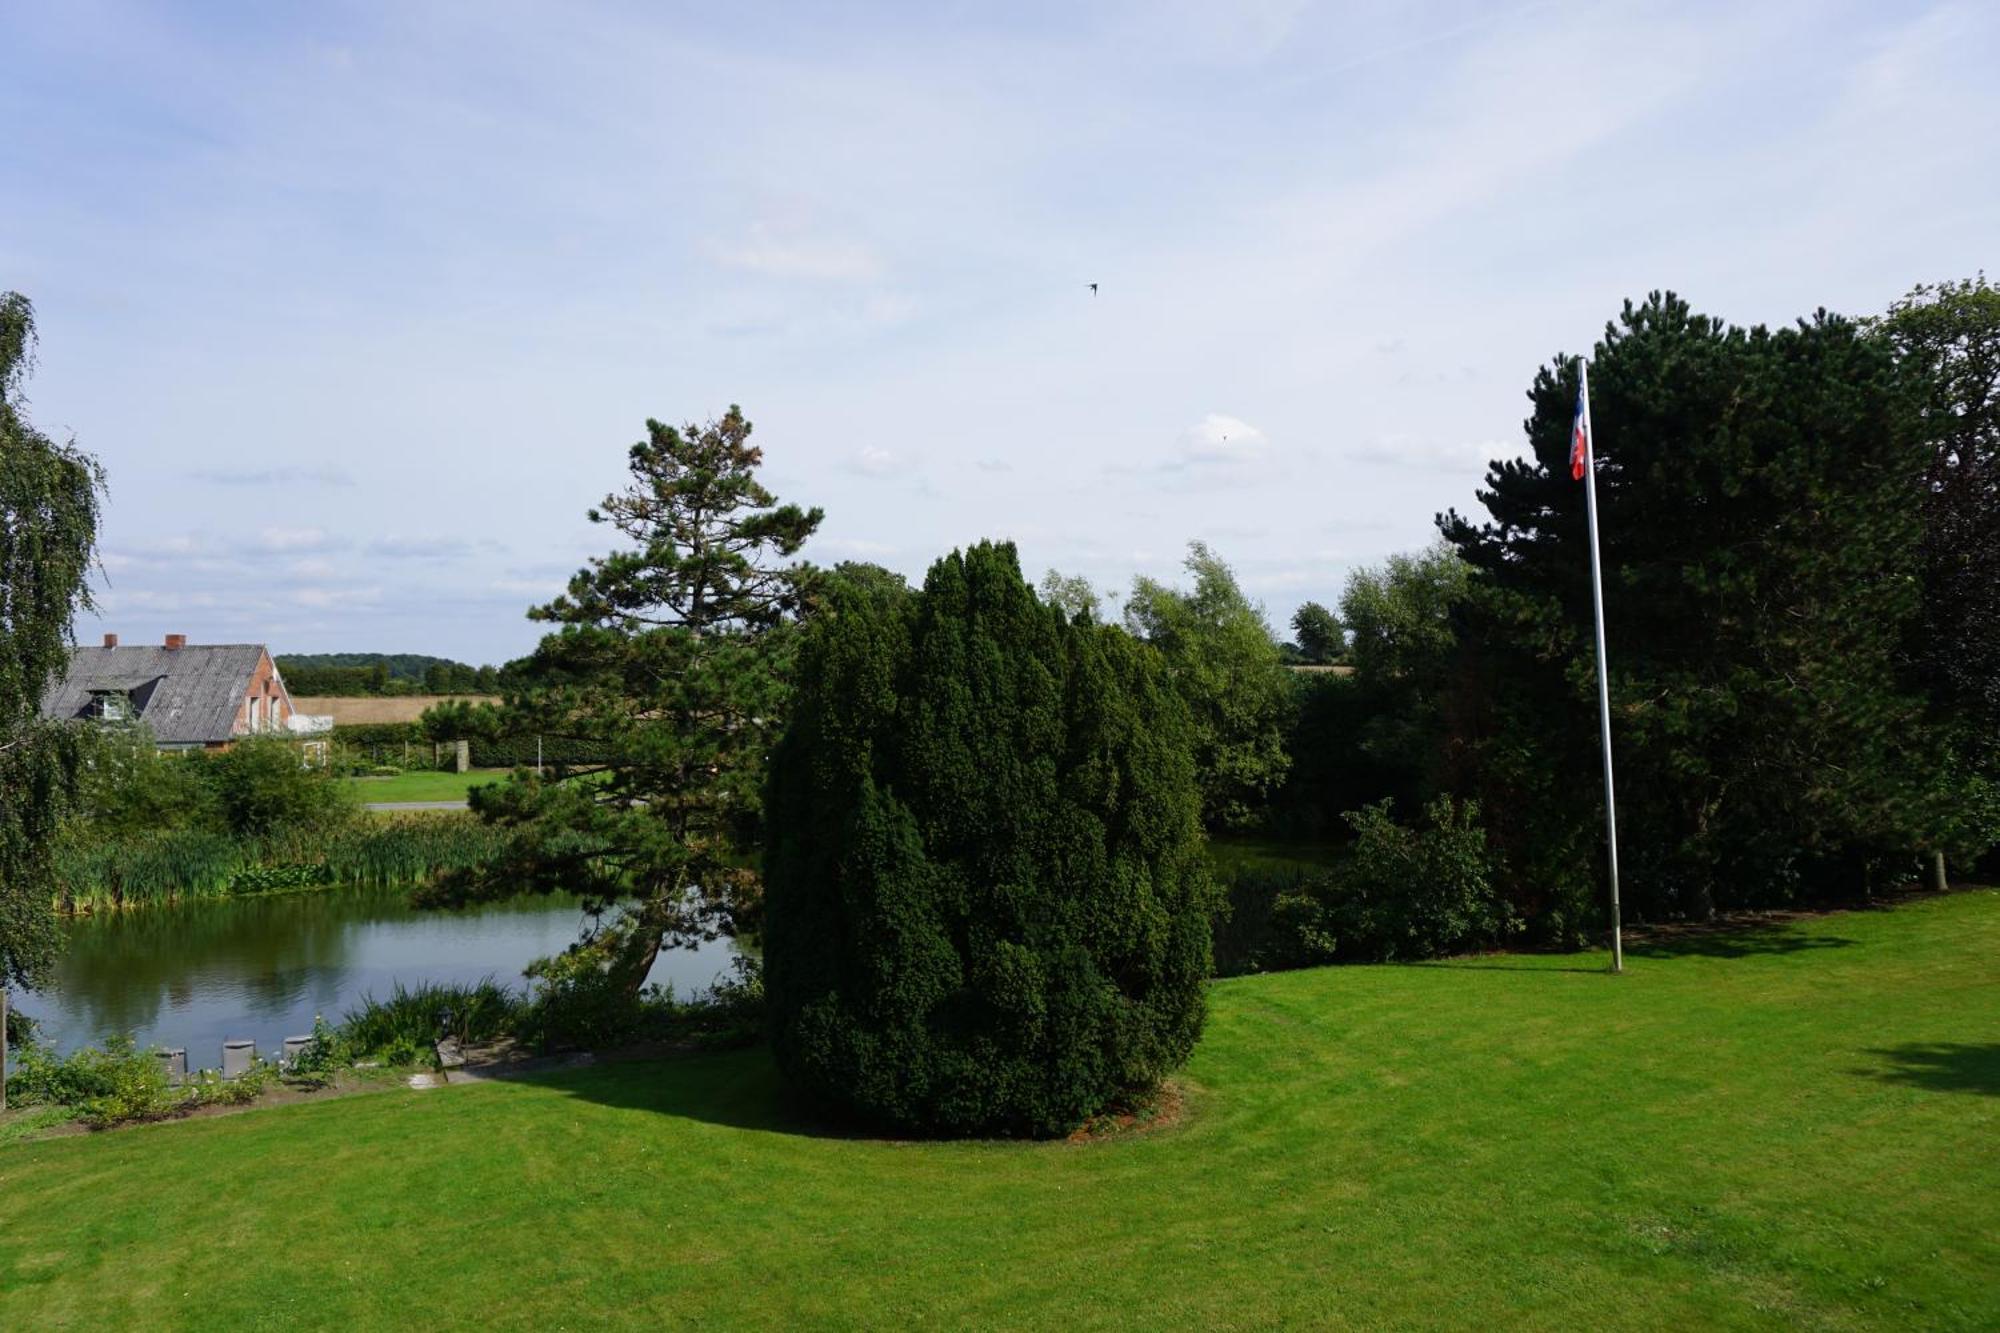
xmin=5 ymin=0 xmax=1995 ymax=664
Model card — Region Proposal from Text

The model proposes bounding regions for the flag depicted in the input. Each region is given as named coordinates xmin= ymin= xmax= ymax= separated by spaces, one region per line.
xmin=1569 ymin=380 xmax=1590 ymax=481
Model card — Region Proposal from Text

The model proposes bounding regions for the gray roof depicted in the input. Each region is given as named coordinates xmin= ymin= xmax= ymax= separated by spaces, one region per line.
xmin=40 ymin=644 xmax=268 ymax=745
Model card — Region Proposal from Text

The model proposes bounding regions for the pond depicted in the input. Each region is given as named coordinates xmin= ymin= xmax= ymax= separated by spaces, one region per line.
xmin=11 ymin=886 xmax=740 ymax=1062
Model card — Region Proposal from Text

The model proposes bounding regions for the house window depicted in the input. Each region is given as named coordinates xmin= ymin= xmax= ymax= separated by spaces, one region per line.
xmin=95 ymin=693 xmax=128 ymax=721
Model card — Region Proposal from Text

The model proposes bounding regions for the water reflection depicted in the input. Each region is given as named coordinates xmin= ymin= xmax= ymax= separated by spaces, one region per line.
xmin=15 ymin=885 xmax=738 ymax=1060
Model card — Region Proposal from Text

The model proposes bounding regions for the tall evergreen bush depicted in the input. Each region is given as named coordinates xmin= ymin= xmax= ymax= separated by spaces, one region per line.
xmin=764 ymin=542 xmax=1212 ymax=1137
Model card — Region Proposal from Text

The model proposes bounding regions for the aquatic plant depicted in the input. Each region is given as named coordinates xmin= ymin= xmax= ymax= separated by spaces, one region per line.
xmin=338 ymin=978 xmax=523 ymax=1061
xmin=52 ymin=815 xmax=508 ymax=912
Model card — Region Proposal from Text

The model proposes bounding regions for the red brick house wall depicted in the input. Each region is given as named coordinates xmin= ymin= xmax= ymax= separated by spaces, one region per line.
xmin=231 ymin=649 xmax=297 ymax=740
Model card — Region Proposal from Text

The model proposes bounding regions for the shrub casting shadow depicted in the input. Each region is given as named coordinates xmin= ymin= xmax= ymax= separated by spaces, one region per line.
xmin=499 ymin=1046 xmax=1180 ymax=1143
xmin=1858 ymin=1043 xmax=2000 ymax=1097
xmin=488 ymin=1046 xmax=868 ymax=1139
xmin=499 ymin=1046 xmax=1037 ymax=1142
xmin=1624 ymin=926 xmax=1858 ymax=961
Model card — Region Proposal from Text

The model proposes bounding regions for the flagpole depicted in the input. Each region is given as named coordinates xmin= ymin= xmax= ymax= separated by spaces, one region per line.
xmin=1579 ymin=359 xmax=1623 ymax=973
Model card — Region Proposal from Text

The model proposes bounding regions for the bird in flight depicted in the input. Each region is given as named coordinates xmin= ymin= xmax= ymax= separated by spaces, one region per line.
xmin=1087 ymin=282 xmax=1098 ymax=295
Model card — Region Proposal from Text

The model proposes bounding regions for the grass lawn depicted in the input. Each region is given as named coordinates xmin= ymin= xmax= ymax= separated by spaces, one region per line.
xmin=337 ymin=768 xmax=511 ymax=803
xmin=3 ymin=891 xmax=1996 ymax=1329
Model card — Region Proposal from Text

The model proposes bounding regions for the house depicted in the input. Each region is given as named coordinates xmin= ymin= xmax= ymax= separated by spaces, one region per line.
xmin=39 ymin=633 xmax=331 ymax=751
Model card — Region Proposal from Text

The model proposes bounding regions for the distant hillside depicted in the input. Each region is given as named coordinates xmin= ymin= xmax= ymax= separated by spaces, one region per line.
xmin=276 ymin=653 xmax=502 ymax=697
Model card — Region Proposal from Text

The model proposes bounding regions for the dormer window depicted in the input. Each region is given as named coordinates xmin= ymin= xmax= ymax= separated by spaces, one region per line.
xmin=89 ymin=690 xmax=129 ymax=721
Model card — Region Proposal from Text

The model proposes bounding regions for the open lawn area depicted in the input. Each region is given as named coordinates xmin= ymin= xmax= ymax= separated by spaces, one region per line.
xmin=337 ymin=768 xmax=511 ymax=804
xmin=3 ymin=890 xmax=1996 ymax=1329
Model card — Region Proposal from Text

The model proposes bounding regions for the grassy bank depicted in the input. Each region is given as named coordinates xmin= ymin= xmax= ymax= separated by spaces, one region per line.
xmin=3 ymin=889 xmax=1995 ymax=1328
xmin=339 ymin=768 xmax=511 ymax=803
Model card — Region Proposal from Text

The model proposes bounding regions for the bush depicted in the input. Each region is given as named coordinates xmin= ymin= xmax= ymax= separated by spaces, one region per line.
xmin=283 ymin=1016 xmax=347 ymax=1089
xmin=1261 ymin=798 xmax=1518 ymax=965
xmin=186 ymin=1062 xmax=278 ymax=1109
xmin=75 ymin=726 xmax=222 ymax=837
xmin=204 ymin=736 xmax=356 ymax=838
xmin=765 ymin=541 xmax=1214 ymax=1137
xmin=6 ymin=1036 xmax=181 ymax=1126
xmin=515 ymin=945 xmax=648 ymax=1052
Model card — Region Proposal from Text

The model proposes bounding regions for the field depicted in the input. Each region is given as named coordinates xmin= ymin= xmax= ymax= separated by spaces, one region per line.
xmin=290 ymin=695 xmax=499 ymax=725
xmin=2 ymin=890 xmax=1995 ymax=1329
xmin=339 ymin=768 xmax=510 ymax=804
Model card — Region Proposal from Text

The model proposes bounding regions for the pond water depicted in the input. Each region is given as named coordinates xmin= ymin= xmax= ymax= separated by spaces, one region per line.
xmin=11 ymin=886 xmax=739 ymax=1062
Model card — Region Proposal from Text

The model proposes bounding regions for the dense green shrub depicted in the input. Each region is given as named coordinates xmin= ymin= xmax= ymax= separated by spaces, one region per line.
xmin=513 ymin=948 xmax=649 ymax=1052
xmin=75 ymin=727 xmax=222 ymax=837
xmin=204 ymin=737 xmax=356 ymax=837
xmin=1214 ymin=799 xmax=1517 ymax=969
xmin=765 ymin=541 xmax=1214 ymax=1137
xmin=5 ymin=1035 xmax=180 ymax=1126
xmin=1332 ymin=797 xmax=1515 ymax=959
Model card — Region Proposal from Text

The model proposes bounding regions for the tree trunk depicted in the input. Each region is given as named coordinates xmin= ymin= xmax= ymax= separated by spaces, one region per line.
xmin=610 ymin=914 xmax=666 ymax=998
xmin=2 ymin=984 xmax=9 ymax=1113
xmin=1933 ymin=849 xmax=1949 ymax=893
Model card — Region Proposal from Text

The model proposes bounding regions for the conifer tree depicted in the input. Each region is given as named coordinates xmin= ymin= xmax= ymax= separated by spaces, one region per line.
xmin=425 ymin=408 xmax=820 ymax=989
xmin=1442 ymin=294 xmax=1950 ymax=918
xmin=764 ymin=542 xmax=1212 ymax=1136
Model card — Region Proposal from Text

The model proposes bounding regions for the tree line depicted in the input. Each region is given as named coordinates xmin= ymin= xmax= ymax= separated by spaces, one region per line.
xmin=4 ymin=277 xmax=1994 ymax=1133
xmin=276 ymin=653 xmax=505 ymax=697
xmin=420 ymin=279 xmax=1994 ymax=1133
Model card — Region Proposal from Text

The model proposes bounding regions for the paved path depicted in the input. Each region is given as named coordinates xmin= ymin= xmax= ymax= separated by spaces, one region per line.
xmin=363 ymin=800 xmax=470 ymax=812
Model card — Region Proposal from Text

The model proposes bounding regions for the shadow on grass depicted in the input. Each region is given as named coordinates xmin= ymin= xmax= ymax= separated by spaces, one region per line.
xmin=1859 ymin=1043 xmax=2000 ymax=1097
xmin=506 ymin=1045 xmax=906 ymax=1141
xmin=1624 ymin=927 xmax=1858 ymax=961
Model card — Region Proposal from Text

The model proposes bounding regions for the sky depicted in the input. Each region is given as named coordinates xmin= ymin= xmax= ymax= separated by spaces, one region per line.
xmin=4 ymin=0 xmax=1995 ymax=665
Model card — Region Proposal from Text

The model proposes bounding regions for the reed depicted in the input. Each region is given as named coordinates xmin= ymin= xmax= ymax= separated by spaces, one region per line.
xmin=339 ymin=978 xmax=523 ymax=1061
xmin=314 ymin=816 xmax=507 ymax=888
xmin=52 ymin=815 xmax=508 ymax=913
xmin=53 ymin=829 xmax=248 ymax=912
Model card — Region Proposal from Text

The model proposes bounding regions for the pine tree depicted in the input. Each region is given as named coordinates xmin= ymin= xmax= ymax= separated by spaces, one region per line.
xmin=424 ymin=407 xmax=820 ymax=988
xmin=1441 ymin=293 xmax=1946 ymax=919
xmin=764 ymin=542 xmax=1212 ymax=1136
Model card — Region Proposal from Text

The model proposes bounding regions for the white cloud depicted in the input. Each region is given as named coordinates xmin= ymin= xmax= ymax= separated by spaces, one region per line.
xmin=254 ymin=526 xmax=341 ymax=553
xmin=1178 ymin=413 xmax=1271 ymax=465
xmin=715 ymin=221 xmax=883 ymax=282
xmin=845 ymin=445 xmax=909 ymax=478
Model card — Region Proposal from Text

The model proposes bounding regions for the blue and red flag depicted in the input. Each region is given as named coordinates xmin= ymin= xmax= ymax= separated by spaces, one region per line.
xmin=1569 ymin=381 xmax=1590 ymax=481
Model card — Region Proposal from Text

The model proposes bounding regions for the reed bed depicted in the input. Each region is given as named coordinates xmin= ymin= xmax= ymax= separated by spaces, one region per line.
xmin=52 ymin=815 xmax=509 ymax=913
xmin=338 ymin=978 xmax=523 ymax=1061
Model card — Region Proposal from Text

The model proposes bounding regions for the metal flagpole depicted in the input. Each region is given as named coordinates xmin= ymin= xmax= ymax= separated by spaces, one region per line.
xmin=1579 ymin=359 xmax=1623 ymax=973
